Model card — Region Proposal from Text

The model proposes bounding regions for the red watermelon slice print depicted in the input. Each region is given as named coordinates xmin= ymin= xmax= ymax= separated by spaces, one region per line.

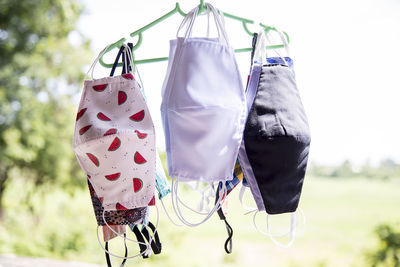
xmin=122 ymin=73 xmax=134 ymax=80
xmin=76 ymin=108 xmax=87 ymax=121
xmin=134 ymin=130 xmax=147 ymax=139
xmin=105 ymin=172 xmax=121 ymax=181
xmin=134 ymin=151 xmax=147 ymax=164
xmin=129 ymin=110 xmax=145 ymax=122
xmin=79 ymin=125 xmax=92 ymax=135
xmin=97 ymin=112 xmax=111 ymax=121
xmin=108 ymin=137 xmax=121 ymax=151
xmin=104 ymin=128 xmax=117 ymax=136
xmin=86 ymin=153 xmax=99 ymax=167
xmin=133 ymin=178 xmax=143 ymax=192
xmin=116 ymin=202 xmax=128 ymax=210
xmin=148 ymin=196 xmax=156 ymax=206
xmin=118 ymin=91 xmax=127 ymax=105
xmin=93 ymin=84 xmax=108 ymax=92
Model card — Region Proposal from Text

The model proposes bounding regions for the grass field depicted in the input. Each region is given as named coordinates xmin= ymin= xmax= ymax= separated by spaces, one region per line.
xmin=1 ymin=175 xmax=399 ymax=267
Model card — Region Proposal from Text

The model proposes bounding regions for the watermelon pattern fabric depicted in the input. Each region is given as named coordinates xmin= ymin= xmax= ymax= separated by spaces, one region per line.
xmin=73 ymin=74 xmax=156 ymax=211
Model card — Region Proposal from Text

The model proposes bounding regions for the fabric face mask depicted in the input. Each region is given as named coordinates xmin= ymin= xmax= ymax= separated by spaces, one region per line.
xmin=160 ymin=3 xmax=246 ymax=183
xmin=160 ymin=3 xmax=246 ymax=226
xmin=73 ymin=48 xmax=156 ymax=211
xmin=75 ymin=45 xmax=161 ymax=264
xmin=238 ymin=30 xmax=311 ymax=215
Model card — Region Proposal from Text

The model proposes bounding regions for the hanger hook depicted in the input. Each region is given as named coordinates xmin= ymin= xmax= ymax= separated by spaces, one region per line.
xmin=199 ymin=0 xmax=205 ymax=14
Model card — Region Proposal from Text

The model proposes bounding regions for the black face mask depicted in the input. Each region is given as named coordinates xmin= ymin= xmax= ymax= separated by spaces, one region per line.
xmin=238 ymin=32 xmax=311 ymax=215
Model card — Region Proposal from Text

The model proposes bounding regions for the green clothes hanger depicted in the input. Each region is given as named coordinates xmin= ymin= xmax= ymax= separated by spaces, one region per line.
xmin=99 ymin=1 xmax=289 ymax=69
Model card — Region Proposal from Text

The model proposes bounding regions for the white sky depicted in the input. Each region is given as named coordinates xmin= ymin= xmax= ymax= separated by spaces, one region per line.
xmin=77 ymin=0 xmax=400 ymax=166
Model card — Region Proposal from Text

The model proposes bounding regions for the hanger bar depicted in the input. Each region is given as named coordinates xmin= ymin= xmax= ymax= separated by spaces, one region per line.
xmin=224 ymin=12 xmax=253 ymax=24
xmin=130 ymin=3 xmax=186 ymax=38
xmin=135 ymin=57 xmax=169 ymax=64
xmin=99 ymin=2 xmax=289 ymax=68
xmin=131 ymin=44 xmax=286 ymax=65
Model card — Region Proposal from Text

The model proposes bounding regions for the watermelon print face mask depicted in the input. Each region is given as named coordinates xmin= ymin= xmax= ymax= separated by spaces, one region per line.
xmin=73 ymin=46 xmax=156 ymax=212
xmin=73 ymin=44 xmax=161 ymax=264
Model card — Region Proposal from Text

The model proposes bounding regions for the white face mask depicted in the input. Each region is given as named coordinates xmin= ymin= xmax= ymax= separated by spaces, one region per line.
xmin=73 ymin=46 xmax=156 ymax=211
xmin=160 ymin=3 xmax=246 ymax=226
xmin=161 ymin=3 xmax=246 ymax=183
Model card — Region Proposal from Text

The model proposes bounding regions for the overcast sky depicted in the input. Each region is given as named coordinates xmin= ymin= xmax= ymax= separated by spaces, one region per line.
xmin=76 ymin=0 xmax=400 ymax=166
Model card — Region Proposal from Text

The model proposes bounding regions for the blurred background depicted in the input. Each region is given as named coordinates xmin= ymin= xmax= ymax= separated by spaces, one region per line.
xmin=0 ymin=0 xmax=399 ymax=266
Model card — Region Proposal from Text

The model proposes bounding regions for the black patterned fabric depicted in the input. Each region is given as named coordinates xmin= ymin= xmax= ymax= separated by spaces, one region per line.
xmin=88 ymin=180 xmax=147 ymax=225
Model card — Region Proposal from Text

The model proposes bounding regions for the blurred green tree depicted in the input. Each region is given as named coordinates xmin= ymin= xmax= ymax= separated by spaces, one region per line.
xmin=0 ymin=0 xmax=91 ymax=218
xmin=367 ymin=223 xmax=400 ymax=267
xmin=331 ymin=160 xmax=355 ymax=177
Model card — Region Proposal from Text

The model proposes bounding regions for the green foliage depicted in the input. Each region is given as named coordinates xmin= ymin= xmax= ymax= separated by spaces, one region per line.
xmin=308 ymin=159 xmax=400 ymax=179
xmin=1 ymin=175 xmax=400 ymax=266
xmin=0 ymin=0 xmax=92 ymax=214
xmin=367 ymin=223 xmax=400 ymax=267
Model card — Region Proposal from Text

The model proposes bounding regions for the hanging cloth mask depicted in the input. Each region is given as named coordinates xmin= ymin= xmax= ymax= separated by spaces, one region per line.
xmin=160 ymin=3 xmax=246 ymax=226
xmin=73 ymin=44 xmax=156 ymax=211
xmin=161 ymin=3 xmax=246 ymax=182
xmin=237 ymin=30 xmax=311 ymax=247
xmin=73 ymin=44 xmax=159 ymax=263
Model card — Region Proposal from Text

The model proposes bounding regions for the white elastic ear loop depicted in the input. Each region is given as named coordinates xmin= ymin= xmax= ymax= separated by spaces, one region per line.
xmin=95 ymin=210 xmax=150 ymax=260
xmin=252 ymin=209 xmax=305 ymax=248
xmin=174 ymin=182 xmax=213 ymax=215
xmin=178 ymin=192 xmax=210 ymax=215
xmin=198 ymin=184 xmax=215 ymax=213
xmin=276 ymin=30 xmax=291 ymax=56
xmin=239 ymin=185 xmax=258 ymax=214
xmin=126 ymin=44 xmax=133 ymax=71
xmin=253 ymin=30 xmax=267 ymax=66
xmin=252 ymin=210 xmax=298 ymax=237
xmin=184 ymin=182 xmax=214 ymax=214
xmin=171 ymin=179 xmax=227 ymax=227
xmin=207 ymin=4 xmax=222 ymax=41
xmin=266 ymin=212 xmax=296 ymax=248
xmin=86 ymin=44 xmax=111 ymax=80
xmin=96 ymin=226 xmax=149 ymax=260
xmin=177 ymin=7 xmax=196 ymax=38
xmin=206 ymin=3 xmax=229 ymax=46
xmin=266 ymin=208 xmax=306 ymax=237
xmin=172 ymin=180 xmax=216 ymax=228
xmin=122 ymin=43 xmax=133 ymax=74
xmin=182 ymin=7 xmax=200 ymax=39
xmin=264 ymin=30 xmax=290 ymax=67
xmin=216 ymin=8 xmax=229 ymax=44
xmin=175 ymin=181 xmax=216 ymax=215
xmin=135 ymin=64 xmax=145 ymax=91
xmin=160 ymin=197 xmax=184 ymax=227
